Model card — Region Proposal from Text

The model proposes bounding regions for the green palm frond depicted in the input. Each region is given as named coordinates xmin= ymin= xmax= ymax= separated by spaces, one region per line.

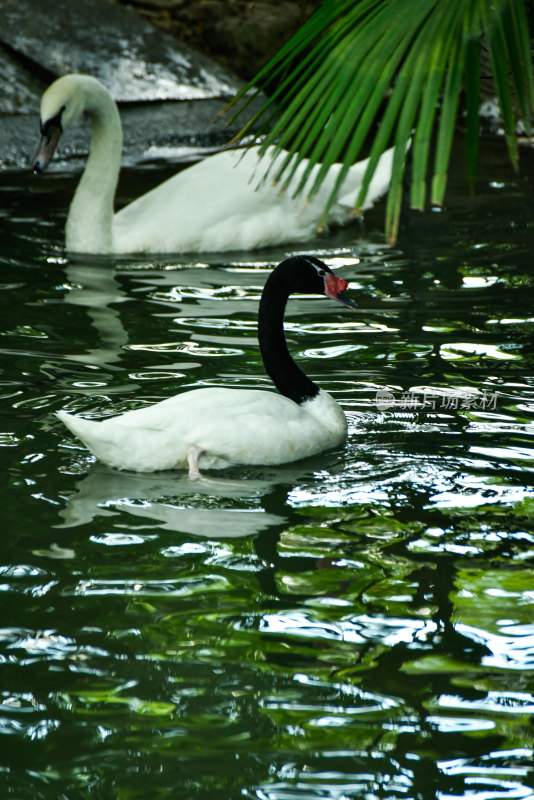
xmin=230 ymin=0 xmax=534 ymax=243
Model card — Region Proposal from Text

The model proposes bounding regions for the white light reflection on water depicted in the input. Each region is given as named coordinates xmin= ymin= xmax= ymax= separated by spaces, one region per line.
xmin=257 ymin=611 xmax=437 ymax=648
xmin=438 ymin=759 xmax=534 ymax=800
xmin=287 ymin=461 xmax=534 ymax=511
xmin=428 ymin=715 xmax=497 ymax=733
xmin=437 ymin=692 xmax=534 ymax=715
xmin=454 ymin=624 xmax=534 ymax=671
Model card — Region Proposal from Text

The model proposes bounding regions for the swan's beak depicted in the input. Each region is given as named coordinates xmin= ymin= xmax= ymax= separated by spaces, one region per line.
xmin=324 ymin=273 xmax=357 ymax=308
xmin=32 ymin=124 xmax=62 ymax=174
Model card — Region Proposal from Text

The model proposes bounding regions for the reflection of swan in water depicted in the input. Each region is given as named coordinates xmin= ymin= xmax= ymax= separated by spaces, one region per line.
xmin=57 ymin=463 xmax=285 ymax=537
xmin=63 ymin=262 xmax=128 ymax=366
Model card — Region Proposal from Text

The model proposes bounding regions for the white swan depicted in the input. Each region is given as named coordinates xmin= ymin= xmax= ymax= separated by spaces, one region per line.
xmin=33 ymin=74 xmax=395 ymax=254
xmin=57 ymin=255 xmax=355 ymax=477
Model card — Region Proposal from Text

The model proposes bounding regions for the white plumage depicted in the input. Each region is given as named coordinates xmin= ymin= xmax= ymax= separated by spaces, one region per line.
xmin=34 ymin=74 xmax=395 ymax=254
xmin=57 ymin=255 xmax=355 ymax=478
xmin=57 ymin=387 xmax=346 ymax=474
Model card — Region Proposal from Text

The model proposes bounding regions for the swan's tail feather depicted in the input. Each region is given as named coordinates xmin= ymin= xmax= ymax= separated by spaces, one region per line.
xmin=58 ymin=410 xmax=107 ymax=441
xmin=56 ymin=410 xmax=186 ymax=472
xmin=57 ymin=410 xmax=124 ymax=464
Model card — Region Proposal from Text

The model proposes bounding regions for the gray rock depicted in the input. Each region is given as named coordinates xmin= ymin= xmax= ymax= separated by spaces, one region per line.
xmin=120 ymin=0 xmax=318 ymax=81
xmin=0 ymin=43 xmax=45 ymax=115
xmin=0 ymin=0 xmax=243 ymax=105
xmin=0 ymin=0 xmax=267 ymax=170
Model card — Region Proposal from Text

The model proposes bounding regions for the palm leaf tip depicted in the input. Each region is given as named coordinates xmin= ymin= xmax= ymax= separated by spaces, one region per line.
xmin=230 ymin=0 xmax=534 ymax=243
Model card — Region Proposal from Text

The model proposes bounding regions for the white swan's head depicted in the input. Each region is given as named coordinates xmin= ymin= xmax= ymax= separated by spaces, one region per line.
xmin=32 ymin=74 xmax=101 ymax=174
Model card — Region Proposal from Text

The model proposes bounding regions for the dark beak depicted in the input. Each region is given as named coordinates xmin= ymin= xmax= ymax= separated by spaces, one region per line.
xmin=32 ymin=124 xmax=62 ymax=174
xmin=333 ymin=291 xmax=357 ymax=309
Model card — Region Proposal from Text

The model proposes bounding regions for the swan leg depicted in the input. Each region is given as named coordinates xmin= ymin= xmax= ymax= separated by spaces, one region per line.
xmin=187 ymin=445 xmax=204 ymax=480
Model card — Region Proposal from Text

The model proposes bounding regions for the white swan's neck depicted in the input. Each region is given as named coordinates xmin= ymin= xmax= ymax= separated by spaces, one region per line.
xmin=66 ymin=82 xmax=122 ymax=253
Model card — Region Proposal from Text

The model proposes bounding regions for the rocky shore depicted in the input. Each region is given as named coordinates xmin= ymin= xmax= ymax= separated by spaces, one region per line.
xmin=0 ymin=0 xmax=313 ymax=170
xmin=118 ymin=0 xmax=318 ymax=80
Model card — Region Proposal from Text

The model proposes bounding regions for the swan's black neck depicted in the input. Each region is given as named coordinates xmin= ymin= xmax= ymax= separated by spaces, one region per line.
xmin=258 ymin=257 xmax=324 ymax=405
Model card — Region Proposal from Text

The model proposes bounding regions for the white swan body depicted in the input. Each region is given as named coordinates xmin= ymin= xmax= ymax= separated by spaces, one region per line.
xmin=57 ymin=387 xmax=346 ymax=474
xmin=34 ymin=74 xmax=395 ymax=254
xmin=57 ymin=256 xmax=355 ymax=477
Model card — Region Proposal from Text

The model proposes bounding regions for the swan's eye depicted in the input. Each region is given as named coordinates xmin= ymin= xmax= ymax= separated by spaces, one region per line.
xmin=41 ymin=105 xmax=65 ymax=136
xmin=303 ymin=257 xmax=330 ymax=277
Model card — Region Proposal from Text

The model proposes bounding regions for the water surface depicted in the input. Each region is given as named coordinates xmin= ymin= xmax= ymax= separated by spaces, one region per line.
xmin=1 ymin=143 xmax=533 ymax=799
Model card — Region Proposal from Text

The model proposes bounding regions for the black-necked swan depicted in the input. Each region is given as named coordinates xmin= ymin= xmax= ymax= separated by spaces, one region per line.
xmin=33 ymin=73 xmax=395 ymax=254
xmin=57 ymin=255 xmax=356 ymax=477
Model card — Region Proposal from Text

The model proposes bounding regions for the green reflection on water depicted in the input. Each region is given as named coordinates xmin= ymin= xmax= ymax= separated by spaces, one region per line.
xmin=0 ymin=143 xmax=533 ymax=798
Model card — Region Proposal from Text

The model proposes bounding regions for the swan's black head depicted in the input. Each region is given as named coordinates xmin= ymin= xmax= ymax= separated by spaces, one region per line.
xmin=258 ymin=255 xmax=356 ymax=405
xmin=275 ymin=255 xmax=357 ymax=308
